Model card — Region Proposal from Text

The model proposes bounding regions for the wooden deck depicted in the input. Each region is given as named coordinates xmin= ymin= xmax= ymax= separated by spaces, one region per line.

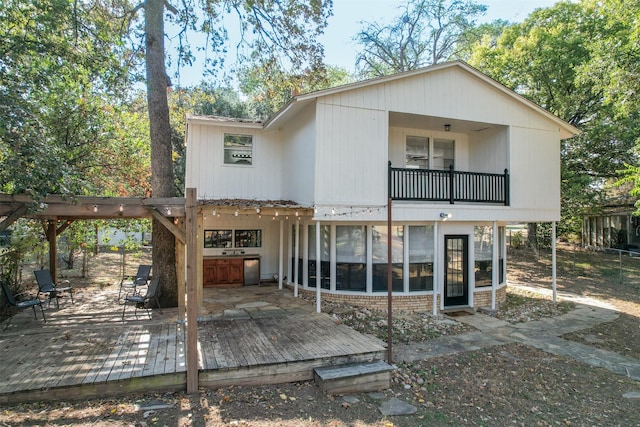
xmin=0 ymin=285 xmax=386 ymax=403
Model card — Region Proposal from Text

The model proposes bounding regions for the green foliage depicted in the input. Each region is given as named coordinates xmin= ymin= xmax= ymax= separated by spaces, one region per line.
xmin=510 ymin=231 xmax=524 ymax=249
xmin=238 ymin=64 xmax=355 ymax=118
xmin=0 ymin=0 xmax=138 ymax=198
xmin=468 ymin=0 xmax=640 ymax=238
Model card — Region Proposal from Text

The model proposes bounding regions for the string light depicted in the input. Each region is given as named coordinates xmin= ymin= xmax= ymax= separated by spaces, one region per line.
xmin=119 ymin=204 xmax=124 ymax=212
xmin=321 ymin=205 xmax=386 ymax=218
xmin=167 ymin=208 xmax=172 ymax=216
xmin=93 ymin=205 xmax=98 ymax=213
xmin=234 ymin=209 xmax=238 ymax=216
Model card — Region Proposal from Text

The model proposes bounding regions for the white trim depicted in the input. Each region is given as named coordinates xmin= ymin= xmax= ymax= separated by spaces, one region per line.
xmin=433 ymin=221 xmax=439 ymax=315
xmin=552 ymin=221 xmax=557 ymax=303
xmin=492 ymin=221 xmax=498 ymax=310
xmin=277 ymin=220 xmax=282 ymax=289
xmin=316 ymin=220 xmax=322 ymax=313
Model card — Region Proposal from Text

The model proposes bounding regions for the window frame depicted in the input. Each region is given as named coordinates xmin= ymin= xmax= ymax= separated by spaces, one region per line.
xmin=223 ymin=133 xmax=254 ymax=166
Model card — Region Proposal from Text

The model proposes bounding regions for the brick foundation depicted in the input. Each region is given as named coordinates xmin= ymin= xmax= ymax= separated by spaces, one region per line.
xmin=291 ymin=284 xmax=507 ymax=313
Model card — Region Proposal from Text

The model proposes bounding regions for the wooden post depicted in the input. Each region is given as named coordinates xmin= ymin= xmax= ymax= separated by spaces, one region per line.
xmin=185 ymin=188 xmax=198 ymax=393
xmin=47 ymin=220 xmax=57 ymax=280
xmin=176 ymin=218 xmax=186 ymax=321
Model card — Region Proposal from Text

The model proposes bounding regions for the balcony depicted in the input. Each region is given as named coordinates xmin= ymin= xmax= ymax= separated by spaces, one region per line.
xmin=388 ymin=163 xmax=509 ymax=205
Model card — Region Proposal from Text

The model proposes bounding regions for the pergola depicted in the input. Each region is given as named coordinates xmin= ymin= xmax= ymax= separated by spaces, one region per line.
xmin=0 ymin=193 xmax=187 ymax=280
xmin=0 ymin=189 xmax=310 ymax=393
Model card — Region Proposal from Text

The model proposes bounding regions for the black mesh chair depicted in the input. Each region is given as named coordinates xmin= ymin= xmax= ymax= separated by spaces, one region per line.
xmin=117 ymin=264 xmax=152 ymax=304
xmin=122 ymin=277 xmax=162 ymax=320
xmin=1 ymin=280 xmax=46 ymax=329
xmin=34 ymin=269 xmax=74 ymax=308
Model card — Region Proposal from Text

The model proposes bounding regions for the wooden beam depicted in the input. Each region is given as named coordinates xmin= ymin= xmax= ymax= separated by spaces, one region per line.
xmin=146 ymin=207 xmax=186 ymax=244
xmin=56 ymin=219 xmax=75 ymax=236
xmin=185 ymin=188 xmax=199 ymax=394
xmin=0 ymin=204 xmax=27 ymax=232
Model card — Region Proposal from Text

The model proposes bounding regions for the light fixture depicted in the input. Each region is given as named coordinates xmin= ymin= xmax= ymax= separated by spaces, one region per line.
xmin=234 ymin=209 xmax=238 ymax=217
xmin=331 ymin=207 xmax=336 ymax=215
xmin=93 ymin=205 xmax=98 ymax=213
xmin=295 ymin=211 xmax=298 ymax=217
xmin=212 ymin=209 xmax=217 ymax=216
xmin=167 ymin=208 xmax=172 ymax=216
xmin=440 ymin=212 xmax=452 ymax=220
xmin=275 ymin=211 xmax=279 ymax=217
xmin=444 ymin=124 xmax=451 ymax=132
xmin=256 ymin=207 xmax=261 ymax=214
xmin=119 ymin=204 xmax=124 ymax=212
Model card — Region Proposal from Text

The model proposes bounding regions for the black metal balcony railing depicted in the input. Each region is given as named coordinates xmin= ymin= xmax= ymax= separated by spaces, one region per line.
xmin=388 ymin=162 xmax=509 ymax=205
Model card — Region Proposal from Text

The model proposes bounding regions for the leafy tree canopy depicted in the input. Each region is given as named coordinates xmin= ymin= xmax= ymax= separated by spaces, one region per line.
xmin=355 ymin=0 xmax=487 ymax=77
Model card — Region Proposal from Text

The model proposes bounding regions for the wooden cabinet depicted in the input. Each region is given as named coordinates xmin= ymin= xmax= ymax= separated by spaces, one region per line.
xmin=203 ymin=258 xmax=244 ymax=287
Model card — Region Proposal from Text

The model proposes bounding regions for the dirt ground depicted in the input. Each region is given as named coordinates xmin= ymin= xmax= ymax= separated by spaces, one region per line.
xmin=1 ymin=244 xmax=639 ymax=426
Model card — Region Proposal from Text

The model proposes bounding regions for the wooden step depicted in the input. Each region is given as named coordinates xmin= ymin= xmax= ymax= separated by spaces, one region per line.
xmin=313 ymin=360 xmax=395 ymax=395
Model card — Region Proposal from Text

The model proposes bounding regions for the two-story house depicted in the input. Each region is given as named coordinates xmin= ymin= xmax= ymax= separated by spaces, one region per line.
xmin=185 ymin=61 xmax=579 ymax=314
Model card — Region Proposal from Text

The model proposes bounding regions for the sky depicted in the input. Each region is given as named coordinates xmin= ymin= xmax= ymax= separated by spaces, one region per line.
xmin=172 ymin=0 xmax=560 ymax=87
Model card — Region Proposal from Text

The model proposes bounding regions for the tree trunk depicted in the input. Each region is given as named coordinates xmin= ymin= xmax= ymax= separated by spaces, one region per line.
xmin=527 ymin=222 xmax=539 ymax=257
xmin=145 ymin=0 xmax=177 ymax=307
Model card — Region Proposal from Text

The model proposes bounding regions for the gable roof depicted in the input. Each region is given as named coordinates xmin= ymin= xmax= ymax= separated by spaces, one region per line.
xmin=263 ymin=60 xmax=580 ymax=139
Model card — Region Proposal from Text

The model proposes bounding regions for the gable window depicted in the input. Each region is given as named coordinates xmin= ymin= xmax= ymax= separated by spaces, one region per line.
xmin=406 ymin=136 xmax=429 ymax=169
xmin=224 ymin=133 xmax=253 ymax=165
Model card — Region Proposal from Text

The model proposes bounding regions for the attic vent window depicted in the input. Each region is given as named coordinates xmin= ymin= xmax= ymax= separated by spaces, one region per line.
xmin=224 ymin=133 xmax=253 ymax=165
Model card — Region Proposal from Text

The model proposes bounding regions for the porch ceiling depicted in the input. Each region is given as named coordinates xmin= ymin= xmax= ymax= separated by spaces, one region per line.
xmin=389 ymin=111 xmax=501 ymax=133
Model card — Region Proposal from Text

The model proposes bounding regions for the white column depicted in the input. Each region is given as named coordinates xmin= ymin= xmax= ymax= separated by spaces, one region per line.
xmin=433 ymin=221 xmax=439 ymax=316
xmin=294 ymin=221 xmax=300 ymax=297
xmin=316 ymin=220 xmax=321 ymax=313
xmin=278 ymin=220 xmax=283 ymax=289
xmin=492 ymin=221 xmax=498 ymax=311
xmin=552 ymin=221 xmax=557 ymax=303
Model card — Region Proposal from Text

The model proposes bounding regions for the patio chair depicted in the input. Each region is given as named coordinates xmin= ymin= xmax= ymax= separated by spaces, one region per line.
xmin=122 ymin=277 xmax=162 ymax=320
xmin=34 ymin=269 xmax=74 ymax=308
xmin=117 ymin=264 xmax=152 ymax=304
xmin=1 ymin=280 xmax=46 ymax=329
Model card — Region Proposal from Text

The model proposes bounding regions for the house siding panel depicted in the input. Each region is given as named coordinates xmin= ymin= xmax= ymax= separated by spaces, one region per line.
xmin=315 ymin=103 xmax=387 ymax=206
xmin=280 ymin=104 xmax=316 ymax=204
xmin=186 ymin=124 xmax=283 ymax=200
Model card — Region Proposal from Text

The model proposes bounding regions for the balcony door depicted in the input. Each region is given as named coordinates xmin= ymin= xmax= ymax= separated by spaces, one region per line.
xmin=444 ymin=235 xmax=469 ymax=307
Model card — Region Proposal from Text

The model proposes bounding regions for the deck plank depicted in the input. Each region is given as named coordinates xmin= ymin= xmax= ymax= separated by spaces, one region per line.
xmin=0 ymin=287 xmax=387 ymax=403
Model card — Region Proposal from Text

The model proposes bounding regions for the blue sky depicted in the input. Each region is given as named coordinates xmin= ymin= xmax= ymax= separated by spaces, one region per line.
xmin=171 ymin=0 xmax=560 ymax=86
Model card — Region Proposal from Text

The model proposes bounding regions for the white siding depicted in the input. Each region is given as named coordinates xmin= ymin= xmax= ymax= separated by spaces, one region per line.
xmin=509 ymin=126 xmax=561 ymax=221
xmin=279 ymin=104 xmax=316 ymax=204
xmin=320 ymin=67 xmax=558 ymax=134
xmin=315 ymin=103 xmax=388 ymax=206
xmin=202 ymin=215 xmax=283 ymax=281
xmin=468 ymin=127 xmax=508 ymax=173
xmin=186 ymin=123 xmax=283 ymax=200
